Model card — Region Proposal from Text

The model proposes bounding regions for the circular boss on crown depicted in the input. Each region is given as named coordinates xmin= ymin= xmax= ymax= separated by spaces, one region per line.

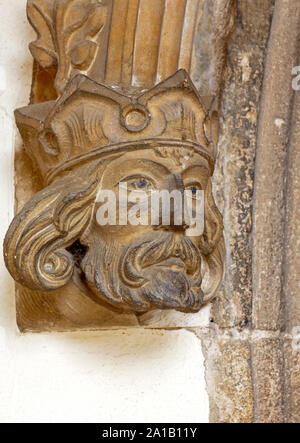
xmin=121 ymin=104 xmax=150 ymax=132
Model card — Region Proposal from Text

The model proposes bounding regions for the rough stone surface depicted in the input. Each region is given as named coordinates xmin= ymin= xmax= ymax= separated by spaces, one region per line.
xmin=192 ymin=0 xmax=235 ymax=97
xmin=211 ymin=0 xmax=275 ymax=328
xmin=200 ymin=327 xmax=253 ymax=423
xmin=284 ymin=63 xmax=300 ymax=333
xmin=283 ymin=339 xmax=300 ymax=423
xmin=251 ymin=338 xmax=285 ymax=423
xmin=199 ymin=0 xmax=299 ymax=424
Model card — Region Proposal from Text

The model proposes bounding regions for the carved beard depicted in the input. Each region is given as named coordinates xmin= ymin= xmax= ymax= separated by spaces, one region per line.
xmin=81 ymin=231 xmax=204 ymax=313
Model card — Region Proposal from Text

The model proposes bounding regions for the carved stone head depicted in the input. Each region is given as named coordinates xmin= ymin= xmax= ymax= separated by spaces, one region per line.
xmin=4 ymin=0 xmax=224 ymax=324
xmin=4 ymin=71 xmax=224 ymax=314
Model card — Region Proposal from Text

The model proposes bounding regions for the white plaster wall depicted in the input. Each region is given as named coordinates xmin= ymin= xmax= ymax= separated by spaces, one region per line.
xmin=0 ymin=0 xmax=209 ymax=423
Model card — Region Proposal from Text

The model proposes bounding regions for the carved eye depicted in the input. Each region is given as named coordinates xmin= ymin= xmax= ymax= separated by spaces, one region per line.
xmin=185 ymin=182 xmax=203 ymax=200
xmin=129 ymin=178 xmax=152 ymax=190
xmin=119 ymin=176 xmax=156 ymax=193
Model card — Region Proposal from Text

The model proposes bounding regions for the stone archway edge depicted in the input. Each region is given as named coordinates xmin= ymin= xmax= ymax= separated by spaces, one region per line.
xmin=252 ymin=0 xmax=300 ymax=423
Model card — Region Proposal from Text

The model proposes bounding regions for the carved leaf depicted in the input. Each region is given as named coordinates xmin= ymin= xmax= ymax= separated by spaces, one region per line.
xmin=27 ymin=0 xmax=57 ymax=68
xmin=71 ymin=41 xmax=98 ymax=70
xmin=27 ymin=0 xmax=108 ymax=94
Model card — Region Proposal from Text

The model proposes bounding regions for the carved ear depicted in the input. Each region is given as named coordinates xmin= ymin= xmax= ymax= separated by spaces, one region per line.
xmin=3 ymin=169 xmax=99 ymax=291
xmin=198 ymin=178 xmax=224 ymax=303
xmin=201 ymin=237 xmax=225 ymax=304
xmin=199 ymin=179 xmax=224 ymax=255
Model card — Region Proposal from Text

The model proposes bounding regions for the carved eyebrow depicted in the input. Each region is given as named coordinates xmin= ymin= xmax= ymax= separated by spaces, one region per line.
xmin=117 ymin=158 xmax=171 ymax=176
xmin=114 ymin=172 xmax=155 ymax=187
xmin=135 ymin=159 xmax=170 ymax=172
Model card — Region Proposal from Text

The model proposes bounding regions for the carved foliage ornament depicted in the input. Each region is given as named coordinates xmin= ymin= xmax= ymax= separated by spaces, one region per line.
xmin=4 ymin=0 xmax=224 ymax=321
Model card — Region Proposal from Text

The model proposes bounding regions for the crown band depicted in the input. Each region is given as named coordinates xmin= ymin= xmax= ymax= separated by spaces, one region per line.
xmin=46 ymin=138 xmax=214 ymax=184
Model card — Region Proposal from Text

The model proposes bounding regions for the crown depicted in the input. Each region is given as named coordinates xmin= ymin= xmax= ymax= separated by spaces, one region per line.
xmin=15 ymin=70 xmax=218 ymax=184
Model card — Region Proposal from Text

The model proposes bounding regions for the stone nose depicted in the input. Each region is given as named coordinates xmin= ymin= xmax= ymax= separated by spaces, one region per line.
xmin=172 ymin=173 xmax=185 ymax=193
xmin=154 ymin=173 xmax=189 ymax=231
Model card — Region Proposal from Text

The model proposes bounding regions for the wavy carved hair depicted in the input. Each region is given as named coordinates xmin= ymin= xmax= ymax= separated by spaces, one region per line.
xmin=4 ymin=160 xmax=104 ymax=291
xmin=4 ymin=158 xmax=224 ymax=301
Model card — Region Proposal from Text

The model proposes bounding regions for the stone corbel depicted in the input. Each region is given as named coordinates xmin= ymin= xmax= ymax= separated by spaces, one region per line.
xmin=4 ymin=0 xmax=225 ymax=331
